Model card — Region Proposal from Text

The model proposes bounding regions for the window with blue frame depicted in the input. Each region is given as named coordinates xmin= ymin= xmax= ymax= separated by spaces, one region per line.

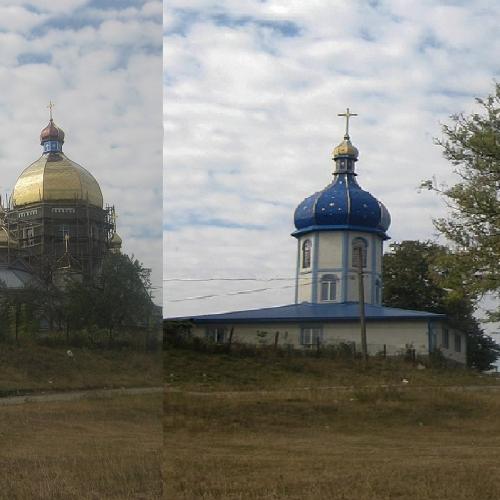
xmin=300 ymin=327 xmax=322 ymax=347
xmin=320 ymin=274 xmax=337 ymax=302
xmin=206 ymin=327 xmax=226 ymax=344
xmin=352 ymin=237 xmax=368 ymax=268
xmin=302 ymin=239 xmax=312 ymax=268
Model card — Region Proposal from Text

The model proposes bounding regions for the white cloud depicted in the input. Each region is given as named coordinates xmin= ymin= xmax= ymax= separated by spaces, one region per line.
xmin=0 ymin=0 xmax=162 ymax=304
xmin=164 ymin=1 xmax=500 ymax=319
xmin=13 ymin=0 xmax=89 ymax=14
xmin=0 ymin=5 xmax=48 ymax=32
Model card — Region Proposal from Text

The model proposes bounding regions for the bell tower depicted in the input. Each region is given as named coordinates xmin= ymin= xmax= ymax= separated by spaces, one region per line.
xmin=292 ymin=109 xmax=391 ymax=306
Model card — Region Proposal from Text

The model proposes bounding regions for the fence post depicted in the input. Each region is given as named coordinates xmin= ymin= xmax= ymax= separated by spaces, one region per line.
xmin=383 ymin=344 xmax=387 ymax=358
xmin=274 ymin=331 xmax=279 ymax=350
xmin=227 ymin=327 xmax=234 ymax=353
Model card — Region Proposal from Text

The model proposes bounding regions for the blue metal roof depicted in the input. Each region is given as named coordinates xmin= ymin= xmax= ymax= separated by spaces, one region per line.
xmin=169 ymin=302 xmax=445 ymax=324
xmin=293 ymin=173 xmax=391 ymax=239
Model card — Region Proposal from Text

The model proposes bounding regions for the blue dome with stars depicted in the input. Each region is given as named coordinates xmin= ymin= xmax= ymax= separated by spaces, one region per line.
xmin=293 ymin=130 xmax=391 ymax=239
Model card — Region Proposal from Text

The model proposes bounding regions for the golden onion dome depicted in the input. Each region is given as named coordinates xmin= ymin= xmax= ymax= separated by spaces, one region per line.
xmin=12 ymin=117 xmax=103 ymax=208
xmin=12 ymin=153 xmax=103 ymax=208
xmin=332 ymin=137 xmax=359 ymax=160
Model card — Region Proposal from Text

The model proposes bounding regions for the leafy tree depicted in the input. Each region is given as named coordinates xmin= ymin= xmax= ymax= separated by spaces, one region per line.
xmin=96 ymin=253 xmax=153 ymax=342
xmin=65 ymin=253 xmax=154 ymax=345
xmin=383 ymin=240 xmax=500 ymax=370
xmin=383 ymin=241 xmax=447 ymax=313
xmin=421 ymin=83 xmax=500 ymax=319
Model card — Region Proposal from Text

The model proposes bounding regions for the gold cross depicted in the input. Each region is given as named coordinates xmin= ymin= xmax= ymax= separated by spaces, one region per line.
xmin=47 ymin=100 xmax=55 ymax=120
xmin=337 ymin=107 xmax=358 ymax=138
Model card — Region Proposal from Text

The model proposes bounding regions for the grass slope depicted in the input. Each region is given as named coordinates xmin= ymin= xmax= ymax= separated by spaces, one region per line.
xmin=165 ymin=347 xmax=500 ymax=500
xmin=0 ymin=344 xmax=162 ymax=394
xmin=165 ymin=346 xmax=498 ymax=391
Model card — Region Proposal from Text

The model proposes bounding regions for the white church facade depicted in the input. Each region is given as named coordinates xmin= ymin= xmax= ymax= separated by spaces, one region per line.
xmin=173 ymin=110 xmax=466 ymax=364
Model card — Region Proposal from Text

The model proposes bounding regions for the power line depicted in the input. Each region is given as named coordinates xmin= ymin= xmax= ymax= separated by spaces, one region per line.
xmin=163 ymin=277 xmax=297 ymax=282
xmin=167 ymin=280 xmax=316 ymax=302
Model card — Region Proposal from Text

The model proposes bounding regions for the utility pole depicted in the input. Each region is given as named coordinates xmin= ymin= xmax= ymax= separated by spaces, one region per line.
xmin=356 ymin=246 xmax=368 ymax=362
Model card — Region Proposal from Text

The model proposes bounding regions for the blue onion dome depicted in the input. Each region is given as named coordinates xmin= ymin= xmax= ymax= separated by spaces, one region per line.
xmin=378 ymin=201 xmax=391 ymax=232
xmin=293 ymin=134 xmax=391 ymax=239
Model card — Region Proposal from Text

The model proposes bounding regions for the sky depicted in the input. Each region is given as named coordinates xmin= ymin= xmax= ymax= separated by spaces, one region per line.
xmin=0 ymin=0 xmax=163 ymax=303
xmin=165 ymin=1 xmax=499 ymax=335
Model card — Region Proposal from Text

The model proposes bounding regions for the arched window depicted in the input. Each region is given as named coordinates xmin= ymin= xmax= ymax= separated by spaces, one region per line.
xmin=302 ymin=239 xmax=312 ymax=268
xmin=352 ymin=237 xmax=368 ymax=268
xmin=320 ymin=274 xmax=337 ymax=302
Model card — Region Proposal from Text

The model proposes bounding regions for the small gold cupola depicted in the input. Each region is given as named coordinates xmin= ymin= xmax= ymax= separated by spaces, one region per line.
xmin=332 ymin=107 xmax=359 ymax=174
xmin=333 ymin=138 xmax=359 ymax=160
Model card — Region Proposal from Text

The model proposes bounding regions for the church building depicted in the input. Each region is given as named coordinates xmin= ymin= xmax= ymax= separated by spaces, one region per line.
xmin=176 ymin=110 xmax=466 ymax=364
xmin=0 ymin=104 xmax=122 ymax=289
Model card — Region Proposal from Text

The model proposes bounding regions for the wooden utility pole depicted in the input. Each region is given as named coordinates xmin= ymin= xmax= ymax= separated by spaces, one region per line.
xmin=356 ymin=246 xmax=368 ymax=362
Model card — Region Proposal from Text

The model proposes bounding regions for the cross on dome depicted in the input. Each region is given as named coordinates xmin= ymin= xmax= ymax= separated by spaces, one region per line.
xmin=337 ymin=107 xmax=358 ymax=139
xmin=47 ymin=100 xmax=55 ymax=120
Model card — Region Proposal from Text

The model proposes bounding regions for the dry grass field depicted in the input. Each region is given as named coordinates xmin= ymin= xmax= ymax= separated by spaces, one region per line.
xmin=0 ymin=393 xmax=162 ymax=500
xmin=165 ymin=348 xmax=500 ymax=499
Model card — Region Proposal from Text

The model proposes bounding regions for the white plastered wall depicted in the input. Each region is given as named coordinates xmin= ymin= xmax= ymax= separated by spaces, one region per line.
xmin=192 ymin=323 xmax=301 ymax=346
xmin=435 ymin=324 xmax=467 ymax=364
xmin=322 ymin=320 xmax=429 ymax=355
xmin=192 ymin=320 xmax=428 ymax=354
xmin=317 ymin=232 xmax=343 ymax=268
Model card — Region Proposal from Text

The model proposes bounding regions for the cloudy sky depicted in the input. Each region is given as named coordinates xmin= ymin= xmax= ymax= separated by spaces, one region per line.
xmin=165 ymin=1 xmax=499 ymax=333
xmin=0 ymin=0 xmax=162 ymax=303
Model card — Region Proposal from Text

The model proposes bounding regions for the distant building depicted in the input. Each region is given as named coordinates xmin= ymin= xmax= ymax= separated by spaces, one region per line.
xmin=0 ymin=105 xmax=123 ymax=288
xmin=171 ymin=109 xmax=466 ymax=364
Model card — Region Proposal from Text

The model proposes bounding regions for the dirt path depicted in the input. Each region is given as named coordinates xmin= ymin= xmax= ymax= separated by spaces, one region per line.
xmin=6 ymin=383 xmax=498 ymax=406
xmin=166 ymin=383 xmax=500 ymax=397
xmin=0 ymin=386 xmax=163 ymax=406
